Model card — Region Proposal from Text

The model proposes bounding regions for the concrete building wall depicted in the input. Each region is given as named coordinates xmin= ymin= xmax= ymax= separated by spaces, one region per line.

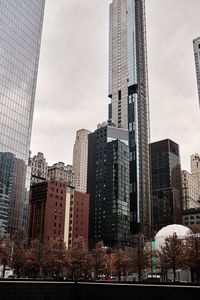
xmin=191 ymin=154 xmax=200 ymax=189
xmin=182 ymin=170 xmax=200 ymax=210
xmin=30 ymin=152 xmax=48 ymax=185
xmin=66 ymin=188 xmax=89 ymax=249
xmin=73 ymin=129 xmax=91 ymax=193
xmin=48 ymin=162 xmax=74 ymax=186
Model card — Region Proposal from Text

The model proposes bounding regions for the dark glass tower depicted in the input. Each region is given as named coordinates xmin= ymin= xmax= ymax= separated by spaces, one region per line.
xmin=150 ymin=139 xmax=182 ymax=233
xmin=87 ymin=123 xmax=130 ymax=248
xmin=108 ymin=0 xmax=151 ymax=236
xmin=0 ymin=0 xmax=45 ymax=236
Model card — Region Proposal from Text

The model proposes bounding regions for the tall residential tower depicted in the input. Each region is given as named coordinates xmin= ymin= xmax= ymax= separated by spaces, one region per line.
xmin=108 ymin=0 xmax=151 ymax=235
xmin=193 ymin=37 xmax=200 ymax=107
xmin=0 ymin=0 xmax=45 ymax=236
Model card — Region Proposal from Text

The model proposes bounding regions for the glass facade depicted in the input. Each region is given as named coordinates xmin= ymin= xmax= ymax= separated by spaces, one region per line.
xmin=87 ymin=124 xmax=130 ymax=248
xmin=193 ymin=37 xmax=200 ymax=107
xmin=108 ymin=0 xmax=151 ymax=236
xmin=150 ymin=139 xmax=182 ymax=233
xmin=0 ymin=0 xmax=45 ymax=236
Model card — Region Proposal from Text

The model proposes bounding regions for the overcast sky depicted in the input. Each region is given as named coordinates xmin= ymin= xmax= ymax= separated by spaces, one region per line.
xmin=31 ymin=0 xmax=200 ymax=171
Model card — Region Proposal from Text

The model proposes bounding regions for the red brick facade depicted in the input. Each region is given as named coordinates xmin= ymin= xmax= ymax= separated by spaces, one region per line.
xmin=29 ymin=183 xmax=89 ymax=248
xmin=71 ymin=190 xmax=89 ymax=248
xmin=29 ymin=181 xmax=66 ymax=241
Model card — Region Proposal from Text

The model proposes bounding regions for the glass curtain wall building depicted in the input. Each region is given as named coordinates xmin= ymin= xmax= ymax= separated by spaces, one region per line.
xmin=193 ymin=37 xmax=200 ymax=107
xmin=87 ymin=123 xmax=130 ymax=248
xmin=150 ymin=139 xmax=182 ymax=233
xmin=108 ymin=0 xmax=151 ymax=236
xmin=0 ymin=0 xmax=45 ymax=236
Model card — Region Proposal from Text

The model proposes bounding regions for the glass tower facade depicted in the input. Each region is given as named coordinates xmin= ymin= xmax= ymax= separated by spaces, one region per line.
xmin=193 ymin=37 xmax=200 ymax=107
xmin=0 ymin=0 xmax=45 ymax=236
xmin=150 ymin=139 xmax=182 ymax=233
xmin=108 ymin=0 xmax=151 ymax=236
xmin=87 ymin=124 xmax=130 ymax=248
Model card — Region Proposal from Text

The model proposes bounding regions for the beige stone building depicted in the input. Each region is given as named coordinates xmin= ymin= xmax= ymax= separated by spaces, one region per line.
xmin=181 ymin=170 xmax=200 ymax=210
xmin=72 ymin=129 xmax=91 ymax=193
xmin=191 ymin=153 xmax=200 ymax=188
xmin=48 ymin=162 xmax=74 ymax=186
xmin=30 ymin=152 xmax=48 ymax=185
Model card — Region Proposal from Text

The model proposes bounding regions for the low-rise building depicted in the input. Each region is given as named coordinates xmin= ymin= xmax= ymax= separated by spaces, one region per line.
xmin=182 ymin=208 xmax=200 ymax=226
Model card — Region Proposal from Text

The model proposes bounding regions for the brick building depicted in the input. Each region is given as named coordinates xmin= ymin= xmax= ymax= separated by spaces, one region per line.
xmin=29 ymin=182 xmax=89 ymax=248
xmin=66 ymin=187 xmax=89 ymax=248
xmin=29 ymin=181 xmax=67 ymax=241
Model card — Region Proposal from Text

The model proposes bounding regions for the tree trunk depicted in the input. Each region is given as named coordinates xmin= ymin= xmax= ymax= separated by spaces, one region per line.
xmin=2 ymin=264 xmax=6 ymax=278
xmin=138 ymin=270 xmax=142 ymax=282
xmin=173 ymin=266 xmax=176 ymax=283
xmin=118 ymin=271 xmax=121 ymax=282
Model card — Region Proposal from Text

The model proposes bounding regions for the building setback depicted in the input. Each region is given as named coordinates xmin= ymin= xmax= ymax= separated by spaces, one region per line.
xmin=108 ymin=0 xmax=151 ymax=236
xmin=150 ymin=139 xmax=182 ymax=233
xmin=73 ymin=129 xmax=91 ymax=193
xmin=87 ymin=123 xmax=130 ymax=248
xmin=0 ymin=0 xmax=45 ymax=236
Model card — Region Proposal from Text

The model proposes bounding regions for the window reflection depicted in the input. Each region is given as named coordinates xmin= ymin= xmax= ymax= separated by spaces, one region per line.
xmin=0 ymin=0 xmax=45 ymax=236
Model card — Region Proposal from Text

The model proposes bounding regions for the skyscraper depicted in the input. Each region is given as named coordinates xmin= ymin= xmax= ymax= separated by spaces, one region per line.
xmin=108 ymin=0 xmax=151 ymax=235
xmin=150 ymin=139 xmax=182 ymax=233
xmin=193 ymin=37 xmax=200 ymax=107
xmin=181 ymin=170 xmax=200 ymax=210
xmin=73 ymin=129 xmax=91 ymax=193
xmin=87 ymin=123 xmax=130 ymax=248
xmin=0 ymin=0 xmax=45 ymax=236
xmin=191 ymin=153 xmax=200 ymax=189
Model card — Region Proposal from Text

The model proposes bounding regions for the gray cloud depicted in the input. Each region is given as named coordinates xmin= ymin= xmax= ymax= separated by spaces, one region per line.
xmin=31 ymin=0 xmax=200 ymax=171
